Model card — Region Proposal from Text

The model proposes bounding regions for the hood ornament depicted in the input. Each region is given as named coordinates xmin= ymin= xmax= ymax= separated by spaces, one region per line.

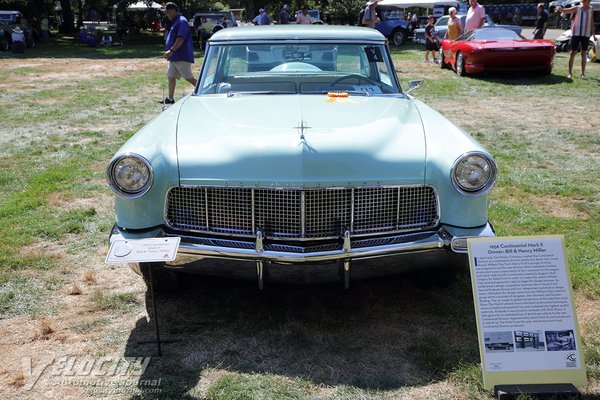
xmin=294 ymin=120 xmax=311 ymax=141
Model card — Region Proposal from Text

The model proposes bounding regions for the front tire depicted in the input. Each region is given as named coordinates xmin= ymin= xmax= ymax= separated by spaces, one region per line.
xmin=456 ymin=52 xmax=466 ymax=76
xmin=391 ymin=29 xmax=406 ymax=46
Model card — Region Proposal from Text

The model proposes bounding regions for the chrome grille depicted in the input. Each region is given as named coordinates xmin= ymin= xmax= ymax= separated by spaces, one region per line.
xmin=166 ymin=186 xmax=438 ymax=240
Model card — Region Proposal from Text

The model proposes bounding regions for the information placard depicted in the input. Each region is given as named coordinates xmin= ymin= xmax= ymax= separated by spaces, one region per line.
xmin=468 ymin=236 xmax=587 ymax=390
xmin=105 ymin=237 xmax=180 ymax=264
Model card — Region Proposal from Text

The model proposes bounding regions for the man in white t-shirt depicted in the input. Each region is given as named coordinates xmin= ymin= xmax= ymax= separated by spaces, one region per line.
xmin=465 ymin=0 xmax=485 ymax=33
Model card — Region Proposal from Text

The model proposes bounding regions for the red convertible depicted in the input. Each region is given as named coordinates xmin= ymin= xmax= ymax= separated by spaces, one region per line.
xmin=439 ymin=28 xmax=556 ymax=76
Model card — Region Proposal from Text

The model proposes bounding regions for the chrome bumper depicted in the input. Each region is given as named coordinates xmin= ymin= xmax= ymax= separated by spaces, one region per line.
xmin=109 ymin=223 xmax=495 ymax=265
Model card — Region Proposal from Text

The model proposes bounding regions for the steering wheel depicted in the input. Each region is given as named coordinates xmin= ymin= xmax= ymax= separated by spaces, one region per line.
xmin=329 ymin=73 xmax=381 ymax=87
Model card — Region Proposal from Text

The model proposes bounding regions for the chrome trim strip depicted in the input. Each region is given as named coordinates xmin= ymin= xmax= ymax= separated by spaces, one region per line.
xmin=251 ymin=188 xmax=256 ymax=233
xmin=174 ymin=233 xmax=449 ymax=263
xmin=301 ymin=190 xmax=306 ymax=237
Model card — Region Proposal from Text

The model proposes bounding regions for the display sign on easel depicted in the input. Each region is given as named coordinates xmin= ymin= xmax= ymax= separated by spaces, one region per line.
xmin=468 ymin=236 xmax=587 ymax=392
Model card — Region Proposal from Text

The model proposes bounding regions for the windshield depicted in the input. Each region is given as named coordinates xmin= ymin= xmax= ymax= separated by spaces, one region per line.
xmin=435 ymin=16 xmax=449 ymax=26
xmin=197 ymin=43 xmax=400 ymax=96
xmin=457 ymin=28 xmax=524 ymax=41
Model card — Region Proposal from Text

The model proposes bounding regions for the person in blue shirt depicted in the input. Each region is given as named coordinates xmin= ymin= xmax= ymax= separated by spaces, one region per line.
xmin=260 ymin=6 xmax=272 ymax=25
xmin=163 ymin=2 xmax=196 ymax=104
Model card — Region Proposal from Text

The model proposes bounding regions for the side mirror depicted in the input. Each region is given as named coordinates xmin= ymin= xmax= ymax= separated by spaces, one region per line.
xmin=406 ymin=79 xmax=424 ymax=94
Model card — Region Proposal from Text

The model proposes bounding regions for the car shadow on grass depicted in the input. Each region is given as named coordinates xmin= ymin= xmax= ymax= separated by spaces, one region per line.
xmin=123 ymin=261 xmax=481 ymax=398
xmin=469 ymin=71 xmax=573 ymax=86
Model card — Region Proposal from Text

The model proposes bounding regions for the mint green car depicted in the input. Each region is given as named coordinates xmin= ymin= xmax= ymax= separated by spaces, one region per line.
xmin=107 ymin=25 xmax=497 ymax=290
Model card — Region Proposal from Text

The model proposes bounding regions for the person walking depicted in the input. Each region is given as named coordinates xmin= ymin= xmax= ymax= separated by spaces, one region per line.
xmin=465 ymin=0 xmax=485 ymax=33
xmin=278 ymin=4 xmax=290 ymax=24
xmin=40 ymin=13 xmax=50 ymax=43
xmin=445 ymin=7 xmax=462 ymax=40
xmin=162 ymin=2 xmax=196 ymax=104
xmin=558 ymin=0 xmax=596 ymax=79
xmin=424 ymin=15 xmax=439 ymax=63
xmin=362 ymin=0 xmax=380 ymax=29
xmin=260 ymin=7 xmax=272 ymax=25
xmin=532 ymin=3 xmax=548 ymax=39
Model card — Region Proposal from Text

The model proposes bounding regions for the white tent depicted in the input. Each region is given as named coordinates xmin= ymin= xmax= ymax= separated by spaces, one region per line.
xmin=377 ymin=0 xmax=459 ymax=8
xmin=126 ymin=1 xmax=162 ymax=11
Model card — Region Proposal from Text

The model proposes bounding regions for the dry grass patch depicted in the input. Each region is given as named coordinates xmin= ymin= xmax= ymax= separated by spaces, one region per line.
xmin=495 ymin=186 xmax=590 ymax=219
xmin=8 ymin=371 xmax=25 ymax=388
xmin=82 ymin=270 xmax=97 ymax=286
xmin=67 ymin=283 xmax=82 ymax=296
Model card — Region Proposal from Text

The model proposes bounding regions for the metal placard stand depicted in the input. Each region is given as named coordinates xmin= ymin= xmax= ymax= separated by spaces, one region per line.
xmin=136 ymin=265 xmax=180 ymax=356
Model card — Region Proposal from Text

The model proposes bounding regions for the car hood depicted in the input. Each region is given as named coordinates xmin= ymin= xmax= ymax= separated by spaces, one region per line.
xmin=176 ymin=95 xmax=426 ymax=187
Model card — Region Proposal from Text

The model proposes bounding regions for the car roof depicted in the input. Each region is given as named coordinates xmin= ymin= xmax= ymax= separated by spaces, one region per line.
xmin=209 ymin=25 xmax=387 ymax=43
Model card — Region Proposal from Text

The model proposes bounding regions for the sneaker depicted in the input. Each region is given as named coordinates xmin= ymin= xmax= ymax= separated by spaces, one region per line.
xmin=567 ymin=74 xmax=572 ymax=79
xmin=433 ymin=59 xmax=439 ymax=64
xmin=580 ymin=74 xmax=587 ymax=80
xmin=161 ymin=97 xmax=175 ymax=104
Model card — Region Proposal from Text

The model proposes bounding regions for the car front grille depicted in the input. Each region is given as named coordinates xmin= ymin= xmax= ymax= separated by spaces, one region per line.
xmin=165 ymin=186 xmax=439 ymax=240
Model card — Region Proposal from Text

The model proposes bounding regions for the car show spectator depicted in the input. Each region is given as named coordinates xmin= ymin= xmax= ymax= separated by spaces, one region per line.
xmin=260 ymin=7 xmax=272 ymax=25
xmin=40 ymin=13 xmax=49 ymax=43
xmin=512 ymin=7 xmax=521 ymax=25
xmin=278 ymin=4 xmax=290 ymax=24
xmin=424 ymin=15 xmax=439 ymax=63
xmin=11 ymin=26 xmax=26 ymax=53
xmin=297 ymin=7 xmax=311 ymax=24
xmin=252 ymin=9 xmax=264 ymax=25
xmin=558 ymin=0 xmax=596 ymax=79
xmin=533 ymin=3 xmax=548 ymax=39
xmin=362 ymin=0 xmax=380 ymax=28
xmin=465 ymin=0 xmax=485 ymax=33
xmin=163 ymin=2 xmax=196 ymax=104
xmin=445 ymin=7 xmax=462 ymax=40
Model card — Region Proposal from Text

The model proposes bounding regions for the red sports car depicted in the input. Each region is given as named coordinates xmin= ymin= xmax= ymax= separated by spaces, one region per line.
xmin=439 ymin=28 xmax=556 ymax=76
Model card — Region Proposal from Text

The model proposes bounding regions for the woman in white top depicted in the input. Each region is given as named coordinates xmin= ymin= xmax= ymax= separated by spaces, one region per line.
xmin=297 ymin=7 xmax=312 ymax=24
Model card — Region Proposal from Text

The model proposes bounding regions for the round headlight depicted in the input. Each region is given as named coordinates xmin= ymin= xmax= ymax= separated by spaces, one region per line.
xmin=107 ymin=154 xmax=153 ymax=198
xmin=451 ymin=152 xmax=497 ymax=195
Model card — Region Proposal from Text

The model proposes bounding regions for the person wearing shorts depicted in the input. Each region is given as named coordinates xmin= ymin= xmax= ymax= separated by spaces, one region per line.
xmin=558 ymin=0 xmax=596 ymax=79
xmin=424 ymin=16 xmax=439 ymax=63
xmin=163 ymin=2 xmax=196 ymax=104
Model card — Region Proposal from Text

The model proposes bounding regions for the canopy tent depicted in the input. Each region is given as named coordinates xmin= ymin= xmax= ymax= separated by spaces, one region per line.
xmin=126 ymin=1 xmax=163 ymax=10
xmin=377 ymin=0 xmax=459 ymax=8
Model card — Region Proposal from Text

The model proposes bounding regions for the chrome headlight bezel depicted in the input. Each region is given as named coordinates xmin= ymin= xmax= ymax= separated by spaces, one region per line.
xmin=451 ymin=152 xmax=497 ymax=196
xmin=106 ymin=153 xmax=154 ymax=199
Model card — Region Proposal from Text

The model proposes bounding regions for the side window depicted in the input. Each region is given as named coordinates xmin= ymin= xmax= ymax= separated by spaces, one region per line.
xmin=199 ymin=47 xmax=220 ymax=94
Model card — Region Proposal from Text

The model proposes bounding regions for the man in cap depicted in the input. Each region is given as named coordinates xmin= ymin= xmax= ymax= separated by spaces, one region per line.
xmin=362 ymin=0 xmax=380 ymax=28
xmin=11 ymin=27 xmax=26 ymax=53
xmin=278 ymin=4 xmax=290 ymax=24
xmin=163 ymin=2 xmax=196 ymax=104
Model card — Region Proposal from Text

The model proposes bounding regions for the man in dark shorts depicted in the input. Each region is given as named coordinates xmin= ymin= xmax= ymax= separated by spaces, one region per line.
xmin=424 ymin=16 xmax=439 ymax=63
xmin=532 ymin=3 xmax=548 ymax=39
xmin=557 ymin=0 xmax=596 ymax=79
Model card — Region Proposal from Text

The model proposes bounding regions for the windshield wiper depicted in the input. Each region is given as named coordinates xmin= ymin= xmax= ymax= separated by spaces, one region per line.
xmin=226 ymin=90 xmax=297 ymax=97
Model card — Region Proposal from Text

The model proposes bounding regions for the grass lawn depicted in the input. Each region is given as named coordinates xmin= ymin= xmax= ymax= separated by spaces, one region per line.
xmin=0 ymin=39 xmax=598 ymax=399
